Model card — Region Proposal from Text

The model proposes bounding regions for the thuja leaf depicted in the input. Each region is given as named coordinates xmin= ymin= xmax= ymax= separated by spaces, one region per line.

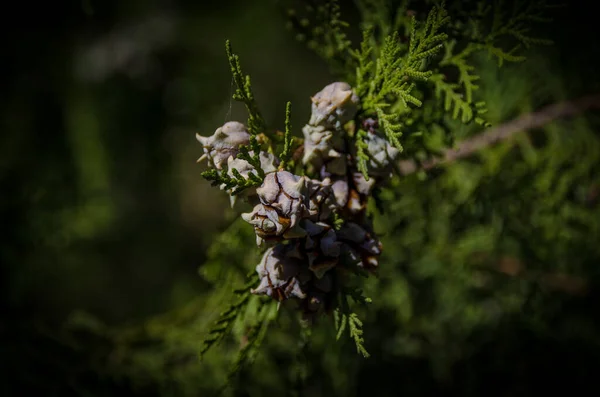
xmin=430 ymin=73 xmax=474 ymax=123
xmin=348 ymin=313 xmax=370 ymax=358
xmin=355 ymin=128 xmax=371 ymax=180
xmin=332 ymin=211 xmax=344 ymax=231
xmin=352 ymin=27 xmax=374 ymax=99
xmin=200 ymin=163 xmax=263 ymax=197
xmin=199 ymin=271 xmax=260 ymax=358
xmin=225 ymin=40 xmax=267 ymax=136
xmin=287 ymin=0 xmax=355 ymax=81
xmin=279 ymin=101 xmax=295 ymax=170
xmin=237 ymin=134 xmax=265 ymax=181
xmin=440 ymin=40 xmax=480 ymax=103
xmin=358 ymin=2 xmax=449 ymax=152
xmin=226 ymin=299 xmax=278 ymax=383
xmin=347 ymin=287 xmax=373 ymax=305
xmin=483 ymin=0 xmax=556 ymax=66
xmin=376 ymin=107 xmax=404 ymax=151
xmin=334 ymin=308 xmax=347 ymax=340
xmin=335 ymin=289 xmax=371 ymax=357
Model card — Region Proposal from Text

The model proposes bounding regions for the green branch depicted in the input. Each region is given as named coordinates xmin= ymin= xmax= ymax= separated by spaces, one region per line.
xmin=334 ymin=288 xmax=371 ymax=358
xmin=226 ymin=299 xmax=278 ymax=383
xmin=287 ymin=0 xmax=354 ymax=80
xmin=225 ymin=40 xmax=267 ymax=135
xmin=358 ymin=2 xmax=450 ymax=151
xmin=199 ymin=271 xmax=260 ymax=358
xmin=279 ymin=101 xmax=295 ymax=171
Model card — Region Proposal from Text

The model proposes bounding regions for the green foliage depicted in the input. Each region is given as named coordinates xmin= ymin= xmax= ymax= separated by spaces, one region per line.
xmin=200 ymin=164 xmax=263 ymax=196
xmin=355 ymin=0 xmax=411 ymax=40
xmin=447 ymin=0 xmax=558 ymax=66
xmin=199 ymin=271 xmax=260 ymax=358
xmin=439 ymin=40 xmax=480 ymax=103
xmin=428 ymin=39 xmax=489 ymax=125
xmin=358 ymin=4 xmax=449 ymax=116
xmin=278 ymin=101 xmax=295 ymax=170
xmin=200 ymin=0 xmax=562 ymax=364
xmin=225 ymin=40 xmax=267 ymax=136
xmin=200 ymin=41 xmax=275 ymax=195
xmin=347 ymin=313 xmax=369 ymax=357
xmin=286 ymin=0 xmax=354 ymax=80
xmin=225 ymin=299 xmax=279 ymax=384
xmin=197 ymin=218 xmax=275 ymax=383
xmin=291 ymin=0 xmax=557 ymax=181
xmin=199 ymin=128 xmax=265 ymax=196
xmin=199 ymin=0 xmax=564 ymax=380
xmin=355 ymin=128 xmax=370 ymax=178
xmin=200 ymin=217 xmax=263 ymax=283
xmin=373 ymin=109 xmax=600 ymax=381
xmin=421 ymin=0 xmax=558 ymax=131
xmin=334 ymin=287 xmax=373 ymax=358
xmin=351 ymin=3 xmax=450 ymax=178
xmin=332 ymin=211 xmax=345 ymax=230
xmin=238 ymin=135 xmax=265 ymax=174
xmin=352 ymin=28 xmax=374 ymax=100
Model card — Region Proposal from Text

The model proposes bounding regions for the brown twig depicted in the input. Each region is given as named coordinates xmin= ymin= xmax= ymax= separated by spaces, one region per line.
xmin=398 ymin=94 xmax=600 ymax=175
xmin=495 ymin=256 xmax=589 ymax=296
xmin=471 ymin=254 xmax=589 ymax=296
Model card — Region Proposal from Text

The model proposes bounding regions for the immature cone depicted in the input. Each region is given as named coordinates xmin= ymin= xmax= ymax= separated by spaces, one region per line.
xmin=304 ymin=178 xmax=338 ymax=221
xmin=196 ymin=121 xmax=250 ymax=170
xmin=303 ymin=82 xmax=359 ymax=176
xmin=196 ymin=77 xmax=394 ymax=327
xmin=352 ymin=172 xmax=376 ymax=196
xmin=304 ymin=220 xmax=341 ymax=279
xmin=309 ymin=82 xmax=360 ymax=129
xmin=363 ymin=130 xmax=400 ymax=178
xmin=251 ymin=244 xmax=307 ymax=301
xmin=337 ymin=222 xmax=382 ymax=271
xmin=242 ymin=171 xmax=308 ymax=245
xmin=302 ymin=124 xmax=346 ymax=176
xmin=331 ymin=178 xmax=349 ymax=208
xmin=301 ymin=273 xmax=333 ymax=323
xmin=349 ymin=130 xmax=400 ymax=196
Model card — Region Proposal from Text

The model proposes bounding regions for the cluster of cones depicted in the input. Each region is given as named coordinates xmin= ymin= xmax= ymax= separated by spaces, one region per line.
xmin=197 ymin=82 xmax=399 ymax=320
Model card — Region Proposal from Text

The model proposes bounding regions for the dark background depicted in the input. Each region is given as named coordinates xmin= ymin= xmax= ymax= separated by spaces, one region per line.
xmin=2 ymin=0 xmax=600 ymax=396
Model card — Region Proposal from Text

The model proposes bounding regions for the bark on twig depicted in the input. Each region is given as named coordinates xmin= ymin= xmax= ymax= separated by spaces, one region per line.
xmin=398 ymin=94 xmax=600 ymax=175
xmin=471 ymin=254 xmax=589 ymax=296
xmin=495 ymin=256 xmax=589 ymax=296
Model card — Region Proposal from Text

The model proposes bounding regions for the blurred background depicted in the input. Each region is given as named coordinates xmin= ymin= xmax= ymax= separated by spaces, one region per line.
xmin=2 ymin=0 xmax=600 ymax=396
